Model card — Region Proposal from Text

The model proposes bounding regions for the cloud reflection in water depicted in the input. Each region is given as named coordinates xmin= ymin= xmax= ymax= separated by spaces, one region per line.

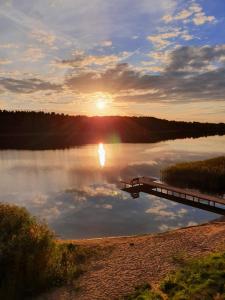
xmin=0 ymin=136 xmax=224 ymax=238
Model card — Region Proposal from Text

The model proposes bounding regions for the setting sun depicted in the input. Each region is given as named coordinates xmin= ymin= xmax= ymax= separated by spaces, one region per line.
xmin=96 ymin=98 xmax=106 ymax=110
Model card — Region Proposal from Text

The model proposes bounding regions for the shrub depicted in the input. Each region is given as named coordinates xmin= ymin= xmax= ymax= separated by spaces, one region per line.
xmin=0 ymin=203 xmax=86 ymax=299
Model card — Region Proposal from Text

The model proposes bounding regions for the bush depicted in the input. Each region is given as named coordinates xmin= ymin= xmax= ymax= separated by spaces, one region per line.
xmin=0 ymin=203 xmax=86 ymax=299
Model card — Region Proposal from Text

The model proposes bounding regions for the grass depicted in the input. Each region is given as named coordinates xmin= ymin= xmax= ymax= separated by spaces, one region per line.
xmin=161 ymin=156 xmax=225 ymax=194
xmin=121 ymin=284 xmax=163 ymax=300
xmin=123 ymin=252 xmax=225 ymax=300
xmin=1 ymin=202 xmax=225 ymax=300
xmin=0 ymin=203 xmax=93 ymax=299
xmin=161 ymin=252 xmax=225 ymax=300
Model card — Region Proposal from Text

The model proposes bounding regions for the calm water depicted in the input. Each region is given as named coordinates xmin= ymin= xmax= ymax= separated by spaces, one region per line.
xmin=0 ymin=135 xmax=225 ymax=239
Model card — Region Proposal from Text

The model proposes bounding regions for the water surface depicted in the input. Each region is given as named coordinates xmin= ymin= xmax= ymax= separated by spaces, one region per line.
xmin=0 ymin=135 xmax=225 ymax=239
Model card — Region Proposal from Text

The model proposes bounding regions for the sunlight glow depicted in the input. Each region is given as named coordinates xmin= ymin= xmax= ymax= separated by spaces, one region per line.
xmin=98 ymin=143 xmax=106 ymax=167
xmin=96 ymin=98 xmax=106 ymax=110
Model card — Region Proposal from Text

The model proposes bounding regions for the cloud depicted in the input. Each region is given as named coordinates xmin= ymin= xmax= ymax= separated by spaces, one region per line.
xmin=60 ymin=53 xmax=122 ymax=68
xmin=0 ymin=0 xmax=176 ymax=52
xmin=30 ymin=29 xmax=56 ymax=47
xmin=147 ymin=28 xmax=193 ymax=49
xmin=162 ymin=1 xmax=216 ymax=26
xmin=100 ymin=40 xmax=112 ymax=47
xmin=187 ymin=221 xmax=198 ymax=227
xmin=65 ymin=45 xmax=225 ymax=103
xmin=163 ymin=9 xmax=193 ymax=23
xmin=0 ymin=43 xmax=19 ymax=49
xmin=65 ymin=63 xmax=139 ymax=93
xmin=56 ymin=51 xmax=132 ymax=72
xmin=3 ymin=44 xmax=223 ymax=104
xmin=166 ymin=45 xmax=225 ymax=73
xmin=145 ymin=199 xmax=187 ymax=219
xmin=190 ymin=2 xmax=216 ymax=25
xmin=21 ymin=47 xmax=45 ymax=62
xmin=0 ymin=59 xmax=12 ymax=65
xmin=151 ymin=0 xmax=216 ymax=58
xmin=0 ymin=77 xmax=61 ymax=93
xmin=146 ymin=201 xmax=177 ymax=218
xmin=158 ymin=224 xmax=178 ymax=231
xmin=147 ymin=32 xmax=178 ymax=48
xmin=192 ymin=13 xmax=216 ymax=26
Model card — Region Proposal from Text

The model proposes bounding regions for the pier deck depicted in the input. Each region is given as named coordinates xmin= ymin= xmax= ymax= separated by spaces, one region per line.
xmin=120 ymin=176 xmax=225 ymax=215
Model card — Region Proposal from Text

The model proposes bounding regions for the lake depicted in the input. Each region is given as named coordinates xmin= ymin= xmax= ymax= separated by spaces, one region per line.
xmin=0 ymin=135 xmax=225 ymax=239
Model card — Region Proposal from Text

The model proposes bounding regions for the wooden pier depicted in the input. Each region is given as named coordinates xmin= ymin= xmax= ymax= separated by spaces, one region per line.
xmin=120 ymin=176 xmax=225 ymax=215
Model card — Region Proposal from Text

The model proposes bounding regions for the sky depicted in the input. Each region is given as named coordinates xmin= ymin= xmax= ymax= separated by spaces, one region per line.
xmin=0 ymin=0 xmax=225 ymax=121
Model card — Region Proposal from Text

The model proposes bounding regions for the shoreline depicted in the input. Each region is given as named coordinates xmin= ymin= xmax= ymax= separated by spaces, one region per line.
xmin=44 ymin=219 xmax=225 ymax=300
xmin=58 ymin=215 xmax=225 ymax=243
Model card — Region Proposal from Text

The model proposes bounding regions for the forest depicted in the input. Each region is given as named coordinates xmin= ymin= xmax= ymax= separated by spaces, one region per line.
xmin=0 ymin=110 xmax=225 ymax=149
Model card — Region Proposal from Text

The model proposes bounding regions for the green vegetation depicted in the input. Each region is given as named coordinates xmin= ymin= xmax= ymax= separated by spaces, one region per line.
xmin=1 ymin=202 xmax=225 ymax=300
xmin=161 ymin=156 xmax=225 ymax=194
xmin=161 ymin=252 xmax=225 ymax=299
xmin=121 ymin=284 xmax=162 ymax=300
xmin=0 ymin=203 xmax=92 ymax=299
xmin=123 ymin=252 xmax=225 ymax=300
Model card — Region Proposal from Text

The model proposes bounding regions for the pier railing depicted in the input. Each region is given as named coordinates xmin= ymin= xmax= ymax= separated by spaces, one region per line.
xmin=120 ymin=176 xmax=225 ymax=215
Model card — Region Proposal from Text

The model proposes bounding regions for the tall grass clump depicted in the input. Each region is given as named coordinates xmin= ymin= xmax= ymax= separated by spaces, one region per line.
xmin=161 ymin=252 xmax=225 ymax=299
xmin=0 ymin=203 xmax=88 ymax=299
xmin=121 ymin=283 xmax=163 ymax=300
xmin=161 ymin=156 xmax=225 ymax=194
xmin=123 ymin=252 xmax=225 ymax=299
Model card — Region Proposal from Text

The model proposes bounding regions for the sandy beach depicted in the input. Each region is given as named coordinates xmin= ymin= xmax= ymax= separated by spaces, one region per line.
xmin=40 ymin=219 xmax=225 ymax=300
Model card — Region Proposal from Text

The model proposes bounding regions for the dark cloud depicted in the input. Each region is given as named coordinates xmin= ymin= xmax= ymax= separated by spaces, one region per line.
xmin=0 ymin=77 xmax=61 ymax=94
xmin=166 ymin=45 xmax=225 ymax=74
xmin=65 ymin=45 xmax=225 ymax=103
xmin=1 ymin=45 xmax=225 ymax=103
xmin=59 ymin=52 xmax=120 ymax=68
xmin=66 ymin=63 xmax=162 ymax=93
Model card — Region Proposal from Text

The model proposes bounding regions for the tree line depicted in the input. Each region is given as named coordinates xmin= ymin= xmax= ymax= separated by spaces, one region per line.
xmin=0 ymin=110 xmax=225 ymax=149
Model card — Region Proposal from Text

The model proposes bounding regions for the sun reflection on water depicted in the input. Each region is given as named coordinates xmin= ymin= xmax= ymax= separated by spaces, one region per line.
xmin=98 ymin=143 xmax=106 ymax=167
